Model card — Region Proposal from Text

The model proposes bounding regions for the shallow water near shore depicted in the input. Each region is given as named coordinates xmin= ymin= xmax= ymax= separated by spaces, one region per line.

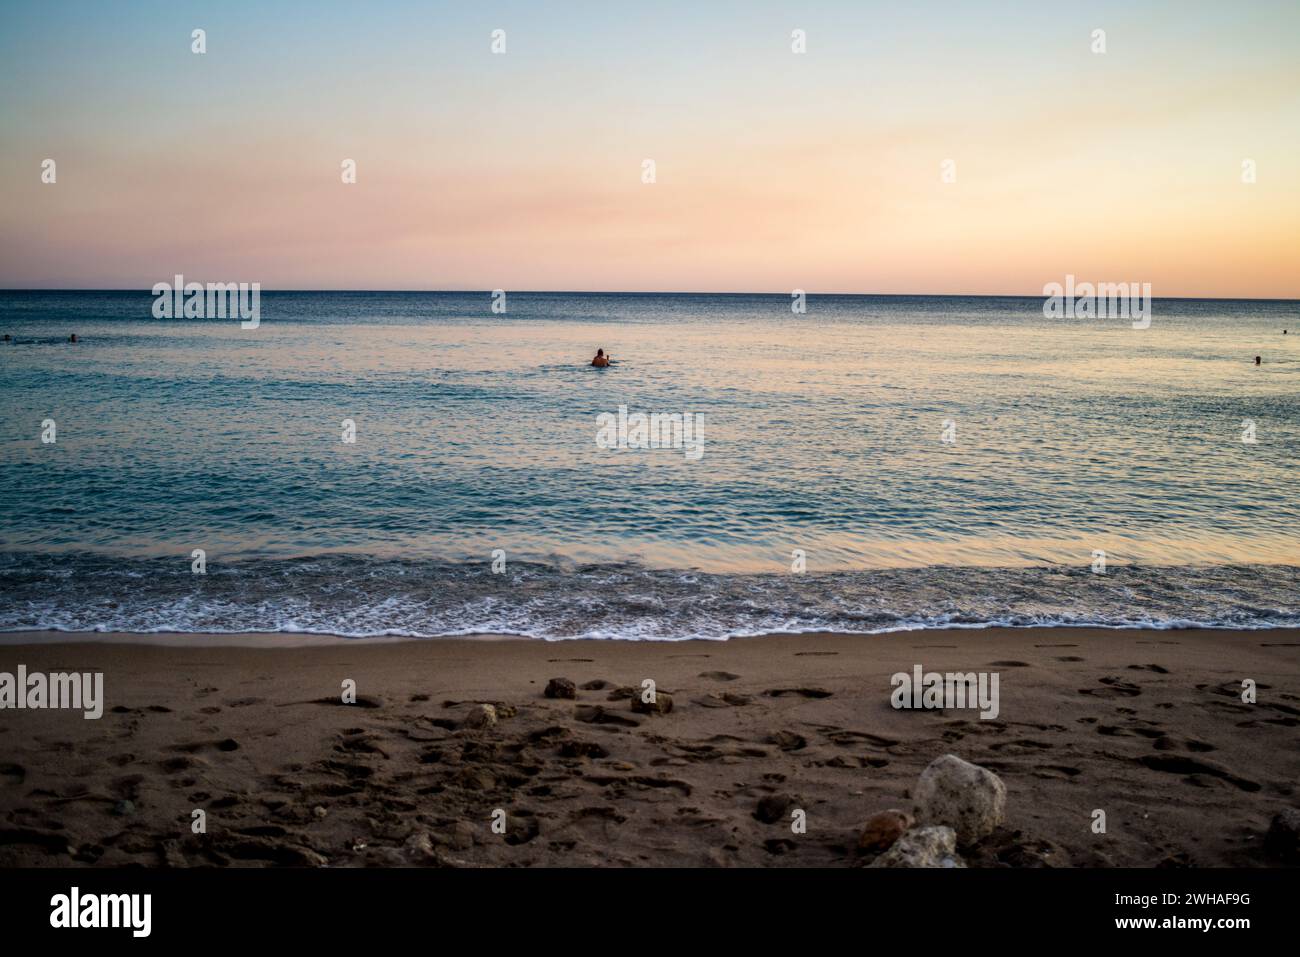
xmin=2 ymin=291 xmax=1297 ymax=639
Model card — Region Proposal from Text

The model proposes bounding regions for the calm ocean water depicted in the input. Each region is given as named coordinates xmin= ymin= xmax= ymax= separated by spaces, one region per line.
xmin=1 ymin=290 xmax=1297 ymax=639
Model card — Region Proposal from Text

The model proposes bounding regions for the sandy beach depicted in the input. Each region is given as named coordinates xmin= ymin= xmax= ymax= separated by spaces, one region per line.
xmin=1 ymin=627 xmax=1297 ymax=868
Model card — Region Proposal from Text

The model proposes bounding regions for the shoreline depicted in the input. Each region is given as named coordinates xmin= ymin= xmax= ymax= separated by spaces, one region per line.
xmin=1 ymin=627 xmax=1297 ymax=867
xmin=4 ymin=622 xmax=1300 ymax=648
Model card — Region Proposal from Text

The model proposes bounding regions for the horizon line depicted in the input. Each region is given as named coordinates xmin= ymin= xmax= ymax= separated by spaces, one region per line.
xmin=3 ymin=288 xmax=1299 ymax=304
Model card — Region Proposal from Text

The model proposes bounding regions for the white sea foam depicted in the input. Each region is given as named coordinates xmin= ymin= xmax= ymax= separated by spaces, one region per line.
xmin=1 ymin=554 xmax=1296 ymax=642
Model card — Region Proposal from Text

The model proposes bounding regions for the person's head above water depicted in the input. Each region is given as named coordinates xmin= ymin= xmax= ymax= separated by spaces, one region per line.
xmin=595 ymin=349 xmax=604 ymax=357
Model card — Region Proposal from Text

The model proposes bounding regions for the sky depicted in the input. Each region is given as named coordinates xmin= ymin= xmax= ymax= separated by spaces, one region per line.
xmin=1 ymin=0 xmax=1298 ymax=296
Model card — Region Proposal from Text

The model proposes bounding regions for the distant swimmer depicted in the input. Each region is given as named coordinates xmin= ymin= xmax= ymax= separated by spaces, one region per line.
xmin=2 ymin=334 xmax=9 ymax=342
xmin=1255 ymin=355 xmax=1261 ymax=365
xmin=69 ymin=333 xmax=78 ymax=343
xmin=591 ymin=349 xmax=610 ymax=367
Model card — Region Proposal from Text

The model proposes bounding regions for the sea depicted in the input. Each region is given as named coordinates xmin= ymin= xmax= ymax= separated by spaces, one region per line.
xmin=1 ymin=290 xmax=1297 ymax=639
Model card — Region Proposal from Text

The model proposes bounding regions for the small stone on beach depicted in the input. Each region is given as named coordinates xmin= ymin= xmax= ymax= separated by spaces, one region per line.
xmin=544 ymin=677 xmax=577 ymax=699
xmin=462 ymin=703 xmax=498 ymax=729
xmin=859 ymin=809 xmax=914 ymax=854
xmin=630 ymin=692 xmax=673 ymax=715
xmin=1265 ymin=808 xmax=1300 ymax=863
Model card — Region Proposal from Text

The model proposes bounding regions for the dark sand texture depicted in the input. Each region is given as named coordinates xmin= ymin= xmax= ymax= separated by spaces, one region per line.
xmin=1 ymin=628 xmax=1297 ymax=867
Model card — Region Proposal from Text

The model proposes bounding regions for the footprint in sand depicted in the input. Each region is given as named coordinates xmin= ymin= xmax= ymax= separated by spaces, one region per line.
xmin=818 ymin=727 xmax=900 ymax=748
xmin=1096 ymin=725 xmax=1163 ymax=738
xmin=558 ymin=739 xmax=610 ymax=759
xmin=574 ymin=705 xmax=640 ymax=727
xmin=1079 ymin=677 xmax=1141 ymax=698
xmin=319 ymin=759 xmax=374 ymax=781
xmin=1237 ymin=716 xmax=1300 ymax=728
xmin=1137 ymin=754 xmax=1259 ymax=791
xmin=823 ymin=755 xmax=888 ymax=770
xmin=692 ymin=693 xmax=753 ymax=709
xmin=763 ymin=687 xmax=832 ymax=699
xmin=1127 ymin=664 xmax=1170 ymax=674
xmin=297 ymin=695 xmax=384 ymax=709
xmin=160 ymin=756 xmax=207 ymax=774
xmin=1200 ymin=680 xmax=1272 ymax=698
xmin=699 ymin=671 xmax=741 ymax=682
xmin=1033 ymin=766 xmax=1082 ymax=780
xmin=989 ymin=660 xmax=1030 ymax=667
xmin=1056 ymin=656 xmax=1085 ymax=662
xmin=989 ymin=739 xmax=1052 ymax=752
xmin=335 ymin=733 xmax=389 ymax=758
xmin=173 ymin=738 xmax=241 ymax=754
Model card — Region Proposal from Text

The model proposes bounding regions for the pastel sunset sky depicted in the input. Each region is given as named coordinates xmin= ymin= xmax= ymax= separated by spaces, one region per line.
xmin=1 ymin=0 xmax=1297 ymax=296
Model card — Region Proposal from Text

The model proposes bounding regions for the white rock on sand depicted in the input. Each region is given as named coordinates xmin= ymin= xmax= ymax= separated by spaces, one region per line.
xmin=868 ymin=825 xmax=965 ymax=868
xmin=462 ymin=703 xmax=498 ymax=729
xmin=913 ymin=754 xmax=1006 ymax=846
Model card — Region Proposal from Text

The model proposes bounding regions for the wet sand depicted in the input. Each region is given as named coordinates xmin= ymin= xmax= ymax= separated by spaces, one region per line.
xmin=1 ymin=627 xmax=1297 ymax=867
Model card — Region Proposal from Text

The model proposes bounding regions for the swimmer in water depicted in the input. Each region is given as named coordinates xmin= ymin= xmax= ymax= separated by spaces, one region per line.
xmin=1255 ymin=355 xmax=1261 ymax=365
xmin=591 ymin=349 xmax=610 ymax=367
xmin=69 ymin=334 xmax=78 ymax=343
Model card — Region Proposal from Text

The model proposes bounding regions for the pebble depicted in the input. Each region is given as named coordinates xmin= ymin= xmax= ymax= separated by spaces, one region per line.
xmin=462 ymin=703 xmax=498 ymax=729
xmin=630 ymin=692 xmax=673 ymax=715
xmin=544 ymin=677 xmax=577 ymax=699
xmin=859 ymin=809 xmax=913 ymax=854
xmin=1265 ymin=808 xmax=1300 ymax=863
